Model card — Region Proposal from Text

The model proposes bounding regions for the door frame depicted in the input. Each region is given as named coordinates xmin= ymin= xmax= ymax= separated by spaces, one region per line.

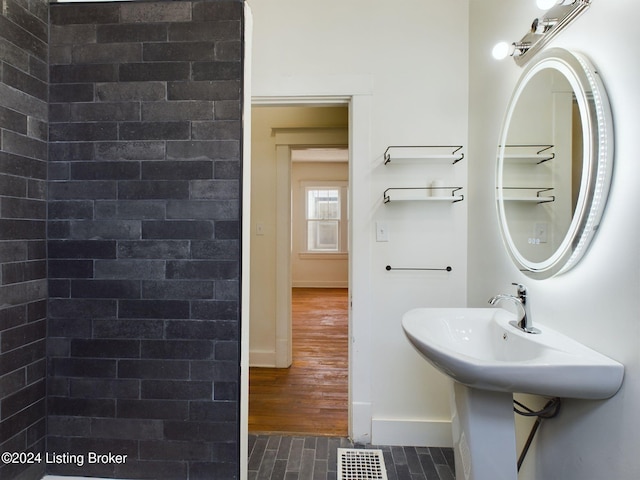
xmin=241 ymin=92 xmax=374 ymax=479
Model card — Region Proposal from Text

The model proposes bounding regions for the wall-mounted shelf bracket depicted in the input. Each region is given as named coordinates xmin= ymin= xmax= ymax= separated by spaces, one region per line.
xmin=384 ymin=187 xmax=464 ymax=204
xmin=501 ymin=144 xmax=555 ymax=164
xmin=500 ymin=187 xmax=555 ymax=204
xmin=384 ymin=145 xmax=464 ymax=165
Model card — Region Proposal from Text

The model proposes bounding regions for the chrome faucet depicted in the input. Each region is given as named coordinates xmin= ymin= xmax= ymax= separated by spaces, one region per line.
xmin=489 ymin=283 xmax=541 ymax=334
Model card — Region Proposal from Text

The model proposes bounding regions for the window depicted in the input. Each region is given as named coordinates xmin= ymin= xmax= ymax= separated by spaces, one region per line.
xmin=305 ymin=185 xmax=347 ymax=253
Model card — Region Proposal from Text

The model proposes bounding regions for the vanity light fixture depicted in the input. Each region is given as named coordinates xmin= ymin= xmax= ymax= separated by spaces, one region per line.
xmin=493 ymin=0 xmax=591 ymax=66
xmin=492 ymin=42 xmax=531 ymax=60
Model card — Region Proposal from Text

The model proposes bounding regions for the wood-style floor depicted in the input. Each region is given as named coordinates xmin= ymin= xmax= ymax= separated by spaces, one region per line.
xmin=248 ymin=288 xmax=349 ymax=436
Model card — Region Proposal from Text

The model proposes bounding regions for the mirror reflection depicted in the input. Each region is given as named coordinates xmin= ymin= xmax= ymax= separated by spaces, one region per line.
xmin=502 ymin=67 xmax=582 ymax=262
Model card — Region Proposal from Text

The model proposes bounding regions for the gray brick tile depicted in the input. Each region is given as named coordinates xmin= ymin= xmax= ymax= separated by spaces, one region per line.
xmin=2 ymin=129 xmax=47 ymax=160
xmin=50 ymin=63 xmax=117 ymax=83
xmin=120 ymin=2 xmax=191 ymax=24
xmin=190 ymin=179 xmax=240 ymax=200
xmin=139 ymin=439 xmax=210 ymax=461
xmin=140 ymin=340 xmax=214 ymax=361
xmin=256 ymin=449 xmax=277 ymax=480
xmin=49 ymin=180 xmax=117 ymax=200
xmin=42 ymin=2 xmax=244 ymax=478
xmin=249 ymin=436 xmax=268 ymax=471
xmin=95 ymin=200 xmax=165 ymax=220
xmin=50 ymin=122 xmax=118 ymax=142
xmin=117 ymin=359 xmax=189 ymax=380
xmin=166 ymin=199 xmax=238 ymax=220
xmin=117 ymin=240 xmax=190 ymax=260
xmin=119 ymin=121 xmax=190 ymax=141
xmin=119 ymin=62 xmax=190 ymax=82
xmin=168 ymin=80 xmax=240 ymax=101
xmin=50 ymin=24 xmax=96 ymax=46
xmin=48 ymin=200 xmax=93 ymax=220
xmin=92 ymin=319 xmax=164 ymax=340
xmin=142 ymin=100 xmax=214 ymax=122
xmin=192 ymin=2 xmax=243 ymax=22
xmin=117 ymin=180 xmax=189 ymax=200
xmin=96 ymin=82 xmax=166 ymax=102
xmin=0 ymin=104 xmax=28 ymax=134
xmin=95 ymin=141 xmax=165 ymax=161
xmin=143 ymin=41 xmax=217 ymax=62
xmin=215 ymin=40 xmax=242 ymax=61
xmin=192 ymin=120 xmax=242 ymax=141
xmin=2 ymin=62 xmax=47 ymax=101
xmin=74 ymin=42 xmax=142 ymax=64
xmin=94 ymin=259 xmax=165 ymax=280
xmin=165 ymin=318 xmax=237 ymax=341
xmin=142 ymin=220 xmax=214 ymax=240
xmin=142 ymin=280 xmax=213 ymax=300
xmin=97 ymin=23 xmax=167 ymax=43
xmin=142 ymin=160 xmax=213 ymax=181
xmin=50 ymin=3 xmax=119 ymax=25
xmin=69 ymin=219 xmax=141 ymax=240
xmin=248 ymin=435 xmax=456 ymax=480
xmin=168 ymin=20 xmax=240 ymax=42
xmin=70 ymin=102 xmax=140 ymax=122
xmin=49 ymin=142 xmax=94 ymax=161
xmin=119 ymin=299 xmax=190 ymax=319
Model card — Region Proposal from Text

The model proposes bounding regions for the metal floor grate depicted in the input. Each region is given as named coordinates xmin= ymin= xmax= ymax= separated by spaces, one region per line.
xmin=337 ymin=448 xmax=388 ymax=480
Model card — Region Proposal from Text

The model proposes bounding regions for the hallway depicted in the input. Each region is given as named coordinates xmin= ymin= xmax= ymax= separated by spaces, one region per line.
xmin=248 ymin=288 xmax=349 ymax=436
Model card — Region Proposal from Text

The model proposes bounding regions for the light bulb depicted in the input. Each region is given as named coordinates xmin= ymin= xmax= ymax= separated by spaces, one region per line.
xmin=492 ymin=42 xmax=511 ymax=60
xmin=537 ymin=0 xmax=576 ymax=9
xmin=536 ymin=0 xmax=558 ymax=9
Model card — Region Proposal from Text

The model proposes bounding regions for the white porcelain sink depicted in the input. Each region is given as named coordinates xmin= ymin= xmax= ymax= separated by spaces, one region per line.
xmin=402 ymin=307 xmax=624 ymax=399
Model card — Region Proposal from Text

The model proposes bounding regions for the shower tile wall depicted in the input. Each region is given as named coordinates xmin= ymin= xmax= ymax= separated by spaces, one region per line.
xmin=47 ymin=1 xmax=243 ymax=478
xmin=0 ymin=1 xmax=49 ymax=479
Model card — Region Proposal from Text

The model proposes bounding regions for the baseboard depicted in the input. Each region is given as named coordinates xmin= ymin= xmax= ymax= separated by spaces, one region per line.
xmin=371 ymin=418 xmax=453 ymax=447
xmin=292 ymin=281 xmax=348 ymax=288
xmin=351 ymin=401 xmax=372 ymax=444
xmin=249 ymin=349 xmax=276 ymax=367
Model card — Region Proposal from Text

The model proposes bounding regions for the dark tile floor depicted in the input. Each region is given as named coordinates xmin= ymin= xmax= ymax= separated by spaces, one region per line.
xmin=248 ymin=434 xmax=455 ymax=480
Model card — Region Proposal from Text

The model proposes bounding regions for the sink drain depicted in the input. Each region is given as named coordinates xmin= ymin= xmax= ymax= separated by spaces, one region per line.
xmin=337 ymin=448 xmax=388 ymax=480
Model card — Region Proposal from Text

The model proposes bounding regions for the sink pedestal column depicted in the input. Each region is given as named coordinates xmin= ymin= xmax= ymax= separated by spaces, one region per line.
xmin=450 ymin=382 xmax=518 ymax=480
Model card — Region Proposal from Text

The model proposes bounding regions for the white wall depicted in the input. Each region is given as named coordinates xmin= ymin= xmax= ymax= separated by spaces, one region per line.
xmin=247 ymin=0 xmax=469 ymax=445
xmin=468 ymin=1 xmax=640 ymax=479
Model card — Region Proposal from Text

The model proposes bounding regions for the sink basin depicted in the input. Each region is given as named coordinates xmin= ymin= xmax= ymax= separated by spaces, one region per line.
xmin=402 ymin=307 xmax=624 ymax=399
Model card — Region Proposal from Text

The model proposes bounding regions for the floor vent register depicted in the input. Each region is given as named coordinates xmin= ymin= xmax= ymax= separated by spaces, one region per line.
xmin=337 ymin=448 xmax=388 ymax=480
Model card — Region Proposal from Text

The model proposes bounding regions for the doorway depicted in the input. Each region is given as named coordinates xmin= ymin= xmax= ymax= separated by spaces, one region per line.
xmin=241 ymin=91 xmax=375 ymax=480
xmin=247 ymin=105 xmax=349 ymax=436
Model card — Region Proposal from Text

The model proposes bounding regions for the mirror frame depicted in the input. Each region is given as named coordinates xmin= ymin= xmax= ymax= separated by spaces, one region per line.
xmin=496 ymin=48 xmax=613 ymax=279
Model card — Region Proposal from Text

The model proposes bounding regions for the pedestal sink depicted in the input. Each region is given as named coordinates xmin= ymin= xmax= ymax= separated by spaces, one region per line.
xmin=402 ymin=308 xmax=624 ymax=480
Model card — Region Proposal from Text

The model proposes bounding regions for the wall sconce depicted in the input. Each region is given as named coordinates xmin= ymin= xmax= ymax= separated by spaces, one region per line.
xmin=492 ymin=0 xmax=591 ymax=65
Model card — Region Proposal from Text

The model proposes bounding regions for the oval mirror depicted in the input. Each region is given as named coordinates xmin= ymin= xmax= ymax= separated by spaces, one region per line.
xmin=496 ymin=48 xmax=613 ymax=279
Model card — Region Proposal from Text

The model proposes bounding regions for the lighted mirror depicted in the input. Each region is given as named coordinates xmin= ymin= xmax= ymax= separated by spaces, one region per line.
xmin=496 ymin=48 xmax=613 ymax=279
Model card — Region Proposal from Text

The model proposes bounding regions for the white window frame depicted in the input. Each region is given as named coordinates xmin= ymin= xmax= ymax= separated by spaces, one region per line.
xmin=301 ymin=181 xmax=348 ymax=255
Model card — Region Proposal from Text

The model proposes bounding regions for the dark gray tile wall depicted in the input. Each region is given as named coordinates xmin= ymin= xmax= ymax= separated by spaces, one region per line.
xmin=0 ymin=0 xmax=49 ymax=479
xmin=47 ymin=1 xmax=243 ymax=478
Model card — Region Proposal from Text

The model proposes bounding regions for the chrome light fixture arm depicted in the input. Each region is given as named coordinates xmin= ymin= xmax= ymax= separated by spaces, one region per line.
xmin=494 ymin=0 xmax=591 ymax=66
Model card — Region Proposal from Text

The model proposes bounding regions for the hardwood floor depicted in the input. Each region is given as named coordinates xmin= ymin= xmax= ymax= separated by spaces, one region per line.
xmin=248 ymin=288 xmax=349 ymax=436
